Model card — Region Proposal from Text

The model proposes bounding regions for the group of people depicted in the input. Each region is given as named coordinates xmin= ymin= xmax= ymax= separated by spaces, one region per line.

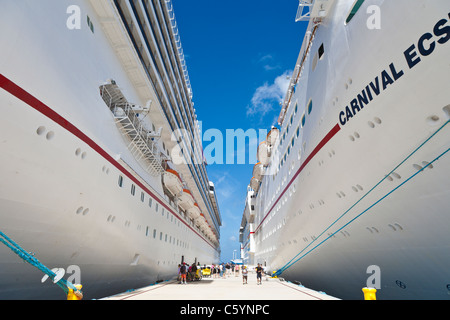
xmin=178 ymin=262 xmax=265 ymax=285
xmin=209 ymin=263 xmax=240 ymax=278
xmin=178 ymin=262 xmax=202 ymax=284
xmin=242 ymin=263 xmax=264 ymax=285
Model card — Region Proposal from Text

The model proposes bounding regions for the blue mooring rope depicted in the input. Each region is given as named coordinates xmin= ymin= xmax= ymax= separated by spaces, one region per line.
xmin=274 ymin=120 xmax=449 ymax=277
xmin=0 ymin=230 xmax=77 ymax=295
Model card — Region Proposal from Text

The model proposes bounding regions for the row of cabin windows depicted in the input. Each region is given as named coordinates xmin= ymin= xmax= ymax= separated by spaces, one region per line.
xmin=117 ymin=173 xmax=203 ymax=235
xmin=118 ymin=175 xmax=165 ymax=214
xmin=277 ymin=99 xmax=312 ymax=176
xmin=144 ymin=226 xmax=190 ymax=249
xmin=118 ymin=174 xmax=192 ymax=249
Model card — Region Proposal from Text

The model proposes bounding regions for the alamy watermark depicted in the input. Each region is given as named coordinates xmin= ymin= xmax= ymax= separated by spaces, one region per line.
xmin=41 ymin=265 xmax=81 ymax=285
xmin=366 ymin=5 xmax=381 ymax=30
xmin=366 ymin=265 xmax=381 ymax=289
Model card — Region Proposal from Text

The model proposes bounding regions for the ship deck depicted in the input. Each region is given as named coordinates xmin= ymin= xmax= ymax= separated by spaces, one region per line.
xmin=100 ymin=271 xmax=340 ymax=301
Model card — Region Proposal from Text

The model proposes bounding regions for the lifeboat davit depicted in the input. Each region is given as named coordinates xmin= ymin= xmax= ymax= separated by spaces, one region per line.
xmin=178 ymin=189 xmax=195 ymax=211
xmin=257 ymin=141 xmax=270 ymax=166
xmin=252 ymin=162 xmax=264 ymax=180
xmin=266 ymin=127 xmax=279 ymax=146
xmin=187 ymin=203 xmax=201 ymax=219
xmin=250 ymin=177 xmax=261 ymax=192
xmin=163 ymin=169 xmax=183 ymax=197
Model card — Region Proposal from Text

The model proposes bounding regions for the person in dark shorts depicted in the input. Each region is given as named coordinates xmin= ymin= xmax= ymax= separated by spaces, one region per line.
xmin=256 ymin=263 xmax=264 ymax=285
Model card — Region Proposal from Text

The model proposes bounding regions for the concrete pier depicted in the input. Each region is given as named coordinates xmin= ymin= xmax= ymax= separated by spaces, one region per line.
xmin=101 ymin=272 xmax=340 ymax=301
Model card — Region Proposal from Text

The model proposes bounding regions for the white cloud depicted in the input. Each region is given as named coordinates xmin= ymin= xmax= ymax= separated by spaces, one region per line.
xmin=246 ymin=70 xmax=292 ymax=123
xmin=257 ymin=54 xmax=281 ymax=71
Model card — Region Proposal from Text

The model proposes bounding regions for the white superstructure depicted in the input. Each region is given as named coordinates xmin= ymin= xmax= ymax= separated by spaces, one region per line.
xmin=240 ymin=0 xmax=450 ymax=299
xmin=0 ymin=0 xmax=221 ymax=299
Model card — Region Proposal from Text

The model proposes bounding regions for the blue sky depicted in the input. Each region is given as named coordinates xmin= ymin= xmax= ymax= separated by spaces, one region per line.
xmin=172 ymin=0 xmax=308 ymax=262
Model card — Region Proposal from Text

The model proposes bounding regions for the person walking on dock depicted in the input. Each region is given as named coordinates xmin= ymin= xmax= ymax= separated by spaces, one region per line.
xmin=180 ymin=262 xmax=187 ymax=284
xmin=256 ymin=264 xmax=264 ymax=285
xmin=242 ymin=266 xmax=248 ymax=284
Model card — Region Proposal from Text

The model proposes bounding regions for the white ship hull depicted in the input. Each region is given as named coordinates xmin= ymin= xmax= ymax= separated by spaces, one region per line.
xmin=241 ymin=0 xmax=450 ymax=299
xmin=0 ymin=0 xmax=219 ymax=299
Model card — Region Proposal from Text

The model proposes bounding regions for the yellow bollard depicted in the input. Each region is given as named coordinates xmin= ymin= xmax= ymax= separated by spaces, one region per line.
xmin=67 ymin=284 xmax=83 ymax=300
xmin=362 ymin=287 xmax=377 ymax=300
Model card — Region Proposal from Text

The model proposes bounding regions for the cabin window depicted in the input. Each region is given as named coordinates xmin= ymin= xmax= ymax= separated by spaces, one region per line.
xmin=87 ymin=15 xmax=94 ymax=33
xmin=131 ymin=184 xmax=136 ymax=196
xmin=346 ymin=0 xmax=365 ymax=24
xmin=318 ymin=44 xmax=325 ymax=60
xmin=118 ymin=175 xmax=124 ymax=187
xmin=307 ymin=100 xmax=313 ymax=114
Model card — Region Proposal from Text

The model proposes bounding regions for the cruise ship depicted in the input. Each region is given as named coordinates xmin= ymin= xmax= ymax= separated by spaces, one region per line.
xmin=240 ymin=0 xmax=450 ymax=299
xmin=0 ymin=0 xmax=221 ymax=299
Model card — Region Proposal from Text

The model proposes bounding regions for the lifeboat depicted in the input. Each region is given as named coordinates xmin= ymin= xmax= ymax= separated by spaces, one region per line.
xmin=163 ymin=169 xmax=183 ymax=197
xmin=266 ymin=127 xmax=279 ymax=146
xmin=178 ymin=189 xmax=195 ymax=211
xmin=250 ymin=177 xmax=261 ymax=192
xmin=187 ymin=203 xmax=201 ymax=219
xmin=257 ymin=141 xmax=270 ymax=166
xmin=196 ymin=213 xmax=208 ymax=227
xmin=252 ymin=162 xmax=264 ymax=180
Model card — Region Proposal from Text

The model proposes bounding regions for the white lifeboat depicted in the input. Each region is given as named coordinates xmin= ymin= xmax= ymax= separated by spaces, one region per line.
xmin=187 ymin=203 xmax=201 ymax=219
xmin=252 ymin=162 xmax=264 ymax=180
xmin=250 ymin=177 xmax=261 ymax=192
xmin=163 ymin=169 xmax=183 ymax=197
xmin=178 ymin=189 xmax=195 ymax=211
xmin=266 ymin=127 xmax=279 ymax=146
xmin=196 ymin=213 xmax=208 ymax=227
xmin=257 ymin=141 xmax=270 ymax=166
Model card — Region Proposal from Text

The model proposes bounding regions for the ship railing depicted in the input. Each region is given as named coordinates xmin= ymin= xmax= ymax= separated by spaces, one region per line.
xmin=164 ymin=0 xmax=193 ymax=99
xmin=296 ymin=0 xmax=314 ymax=22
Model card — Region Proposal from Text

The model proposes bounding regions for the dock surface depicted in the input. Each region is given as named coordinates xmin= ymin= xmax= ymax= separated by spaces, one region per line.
xmin=101 ymin=272 xmax=339 ymax=300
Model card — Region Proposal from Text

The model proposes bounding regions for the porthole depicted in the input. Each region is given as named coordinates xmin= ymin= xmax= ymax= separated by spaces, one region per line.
xmin=422 ymin=161 xmax=433 ymax=169
xmin=36 ymin=126 xmax=46 ymax=135
xmin=46 ymin=131 xmax=55 ymax=140
xmin=443 ymin=105 xmax=450 ymax=119
xmin=301 ymin=113 xmax=306 ymax=127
